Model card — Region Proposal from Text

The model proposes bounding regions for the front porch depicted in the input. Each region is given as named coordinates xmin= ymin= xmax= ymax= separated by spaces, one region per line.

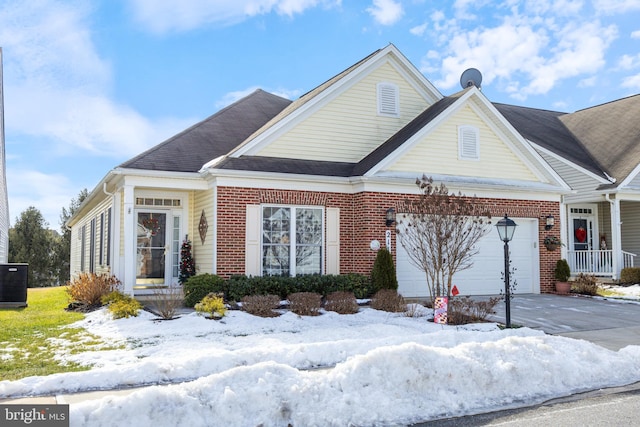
xmin=567 ymin=249 xmax=636 ymax=278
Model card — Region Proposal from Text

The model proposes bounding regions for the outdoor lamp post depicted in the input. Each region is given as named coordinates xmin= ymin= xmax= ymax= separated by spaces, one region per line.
xmin=496 ymin=214 xmax=517 ymax=328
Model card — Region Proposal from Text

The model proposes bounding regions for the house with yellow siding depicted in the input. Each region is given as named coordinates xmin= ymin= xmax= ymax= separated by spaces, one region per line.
xmin=67 ymin=44 xmax=640 ymax=298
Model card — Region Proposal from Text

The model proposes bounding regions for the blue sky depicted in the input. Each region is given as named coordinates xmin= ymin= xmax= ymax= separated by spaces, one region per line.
xmin=1 ymin=0 xmax=639 ymax=230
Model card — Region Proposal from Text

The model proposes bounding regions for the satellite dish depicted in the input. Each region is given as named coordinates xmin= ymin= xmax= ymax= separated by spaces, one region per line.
xmin=460 ymin=68 xmax=482 ymax=89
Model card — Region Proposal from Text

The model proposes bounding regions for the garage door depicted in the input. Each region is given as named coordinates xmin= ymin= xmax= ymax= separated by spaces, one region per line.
xmin=396 ymin=217 xmax=539 ymax=298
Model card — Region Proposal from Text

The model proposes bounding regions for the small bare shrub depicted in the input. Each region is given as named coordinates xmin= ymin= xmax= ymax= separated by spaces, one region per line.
xmin=448 ymin=296 xmax=499 ymax=325
xmin=242 ymin=294 xmax=281 ymax=317
xmin=325 ymin=291 xmax=359 ymax=314
xmin=288 ymin=292 xmax=322 ymax=316
xmin=573 ymin=273 xmax=599 ymax=296
xmin=371 ymin=289 xmax=406 ymax=313
xmin=66 ymin=272 xmax=122 ymax=308
xmin=148 ymin=286 xmax=185 ymax=319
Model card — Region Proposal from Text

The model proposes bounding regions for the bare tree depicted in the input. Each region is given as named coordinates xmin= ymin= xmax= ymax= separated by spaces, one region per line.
xmin=396 ymin=176 xmax=491 ymax=303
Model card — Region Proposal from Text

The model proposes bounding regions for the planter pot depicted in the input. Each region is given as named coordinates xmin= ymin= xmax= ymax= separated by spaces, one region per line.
xmin=545 ymin=243 xmax=559 ymax=251
xmin=555 ymin=281 xmax=571 ymax=295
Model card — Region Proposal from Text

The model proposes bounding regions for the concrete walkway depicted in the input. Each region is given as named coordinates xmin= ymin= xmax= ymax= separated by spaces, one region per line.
xmin=488 ymin=294 xmax=640 ymax=350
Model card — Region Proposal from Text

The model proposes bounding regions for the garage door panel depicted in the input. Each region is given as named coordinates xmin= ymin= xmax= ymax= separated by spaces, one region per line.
xmin=396 ymin=218 xmax=538 ymax=298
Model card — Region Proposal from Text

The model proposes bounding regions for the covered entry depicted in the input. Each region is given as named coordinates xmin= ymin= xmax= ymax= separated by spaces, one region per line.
xmin=395 ymin=218 xmax=540 ymax=298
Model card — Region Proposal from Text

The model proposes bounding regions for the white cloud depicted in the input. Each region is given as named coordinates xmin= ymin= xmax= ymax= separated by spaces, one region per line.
xmin=410 ymin=23 xmax=428 ymax=36
xmin=618 ymin=54 xmax=640 ymax=70
xmin=622 ymin=73 xmax=640 ymax=89
xmin=0 ymin=1 xmax=193 ymax=159
xmin=423 ymin=4 xmax=618 ymax=100
xmin=632 ymin=30 xmax=640 ymax=39
xmin=366 ymin=0 xmax=403 ymax=26
xmin=6 ymin=169 xmax=78 ymax=229
xmin=593 ymin=0 xmax=640 ymax=14
xmin=127 ymin=0 xmax=340 ymax=34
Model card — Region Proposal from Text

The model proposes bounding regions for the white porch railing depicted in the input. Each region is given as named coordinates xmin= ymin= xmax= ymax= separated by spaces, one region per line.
xmin=567 ymin=250 xmax=636 ymax=277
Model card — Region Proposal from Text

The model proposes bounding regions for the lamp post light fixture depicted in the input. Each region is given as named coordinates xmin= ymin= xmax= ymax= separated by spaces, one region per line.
xmin=385 ymin=207 xmax=396 ymax=227
xmin=496 ymin=214 xmax=517 ymax=328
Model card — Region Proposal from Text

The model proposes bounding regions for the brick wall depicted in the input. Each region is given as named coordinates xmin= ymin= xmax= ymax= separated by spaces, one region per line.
xmin=216 ymin=186 xmax=561 ymax=293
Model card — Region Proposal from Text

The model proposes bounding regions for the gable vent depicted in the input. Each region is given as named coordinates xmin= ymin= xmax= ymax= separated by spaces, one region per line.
xmin=377 ymin=82 xmax=399 ymax=116
xmin=459 ymin=126 xmax=479 ymax=160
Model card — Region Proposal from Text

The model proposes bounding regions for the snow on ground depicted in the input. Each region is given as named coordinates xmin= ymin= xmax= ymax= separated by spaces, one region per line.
xmin=1 ymin=302 xmax=640 ymax=426
xmin=600 ymin=284 xmax=640 ymax=300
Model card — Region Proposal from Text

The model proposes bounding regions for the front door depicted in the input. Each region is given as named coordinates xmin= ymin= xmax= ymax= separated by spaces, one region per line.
xmin=569 ymin=206 xmax=597 ymax=273
xmin=136 ymin=211 xmax=169 ymax=287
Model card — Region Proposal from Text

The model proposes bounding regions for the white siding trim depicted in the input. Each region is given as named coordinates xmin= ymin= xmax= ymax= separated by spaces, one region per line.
xmin=326 ymin=208 xmax=340 ymax=274
xmin=245 ymin=205 xmax=261 ymax=276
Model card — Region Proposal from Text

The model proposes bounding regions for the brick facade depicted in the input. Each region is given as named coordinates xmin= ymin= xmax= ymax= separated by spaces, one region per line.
xmin=216 ymin=186 xmax=561 ymax=293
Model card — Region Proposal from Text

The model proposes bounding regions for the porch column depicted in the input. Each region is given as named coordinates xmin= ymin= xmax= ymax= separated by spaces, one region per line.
xmin=123 ymin=184 xmax=135 ymax=295
xmin=609 ymin=196 xmax=622 ymax=280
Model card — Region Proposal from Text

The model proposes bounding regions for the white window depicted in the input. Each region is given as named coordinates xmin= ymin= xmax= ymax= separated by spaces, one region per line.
xmin=262 ymin=206 xmax=323 ymax=276
xmin=458 ymin=125 xmax=479 ymax=160
xmin=377 ymin=82 xmax=399 ymax=116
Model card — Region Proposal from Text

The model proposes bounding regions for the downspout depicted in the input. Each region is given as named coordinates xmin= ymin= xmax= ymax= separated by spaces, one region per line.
xmin=605 ymin=193 xmax=621 ymax=280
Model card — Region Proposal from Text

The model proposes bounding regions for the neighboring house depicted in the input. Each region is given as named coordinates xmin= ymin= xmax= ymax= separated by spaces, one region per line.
xmin=67 ymin=44 xmax=634 ymax=299
xmin=0 ymin=48 xmax=9 ymax=263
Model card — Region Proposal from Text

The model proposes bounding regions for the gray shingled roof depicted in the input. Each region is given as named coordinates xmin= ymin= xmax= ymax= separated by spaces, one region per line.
xmin=119 ymin=89 xmax=291 ymax=172
xmin=216 ymin=156 xmax=355 ymax=177
xmin=559 ymin=94 xmax=640 ymax=184
xmin=493 ymin=103 xmax=606 ymax=178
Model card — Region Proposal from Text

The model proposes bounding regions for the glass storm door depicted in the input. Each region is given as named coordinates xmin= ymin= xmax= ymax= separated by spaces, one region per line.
xmin=136 ymin=212 xmax=168 ymax=286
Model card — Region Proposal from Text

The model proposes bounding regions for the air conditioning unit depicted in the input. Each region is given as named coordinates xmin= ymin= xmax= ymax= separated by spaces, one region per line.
xmin=0 ymin=263 xmax=28 ymax=308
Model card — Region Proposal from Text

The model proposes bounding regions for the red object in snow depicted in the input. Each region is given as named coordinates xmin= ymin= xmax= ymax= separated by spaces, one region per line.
xmin=451 ymin=285 xmax=459 ymax=296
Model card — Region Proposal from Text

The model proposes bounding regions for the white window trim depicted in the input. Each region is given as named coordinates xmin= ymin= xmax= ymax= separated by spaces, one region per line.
xmin=261 ymin=205 xmax=325 ymax=276
xmin=458 ymin=125 xmax=480 ymax=160
xmin=377 ymin=82 xmax=399 ymax=117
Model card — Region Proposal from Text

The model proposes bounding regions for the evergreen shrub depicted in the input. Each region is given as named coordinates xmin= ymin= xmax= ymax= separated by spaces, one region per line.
xmin=183 ymin=274 xmax=226 ymax=307
xmin=371 ymin=248 xmax=398 ymax=292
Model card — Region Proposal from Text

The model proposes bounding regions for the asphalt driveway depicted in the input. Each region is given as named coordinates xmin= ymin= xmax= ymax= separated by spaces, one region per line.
xmin=487 ymin=294 xmax=640 ymax=350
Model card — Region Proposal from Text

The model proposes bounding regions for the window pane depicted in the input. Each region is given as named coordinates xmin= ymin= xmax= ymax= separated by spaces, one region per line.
xmin=296 ymin=208 xmax=322 ymax=275
xmin=262 ymin=207 xmax=291 ymax=276
xmin=296 ymin=246 xmax=321 ymax=275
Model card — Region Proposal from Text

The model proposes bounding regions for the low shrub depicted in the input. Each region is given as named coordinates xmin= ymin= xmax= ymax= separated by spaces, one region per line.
xmin=620 ymin=267 xmax=640 ymax=285
xmin=66 ymin=272 xmax=121 ymax=308
xmin=448 ymin=296 xmax=499 ymax=325
xmin=242 ymin=294 xmax=281 ymax=317
xmin=224 ymin=274 xmax=374 ymax=301
xmin=573 ymin=273 xmax=599 ymax=296
xmin=371 ymin=289 xmax=406 ymax=313
xmin=183 ymin=274 xmax=226 ymax=307
xmin=101 ymin=291 xmax=142 ymax=319
xmin=324 ymin=291 xmax=359 ymax=314
xmin=194 ymin=293 xmax=227 ymax=318
xmin=288 ymin=292 xmax=322 ymax=316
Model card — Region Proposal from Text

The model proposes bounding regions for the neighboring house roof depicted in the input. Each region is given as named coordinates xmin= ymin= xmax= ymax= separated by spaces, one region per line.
xmin=558 ymin=94 xmax=640 ymax=185
xmin=119 ymin=89 xmax=291 ymax=172
xmin=493 ymin=103 xmax=606 ymax=179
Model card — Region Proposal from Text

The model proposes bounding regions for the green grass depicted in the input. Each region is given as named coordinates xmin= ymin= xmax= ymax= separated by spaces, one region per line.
xmin=0 ymin=286 xmax=112 ymax=381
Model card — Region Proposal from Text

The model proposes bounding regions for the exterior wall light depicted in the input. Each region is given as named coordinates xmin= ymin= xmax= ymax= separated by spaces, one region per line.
xmin=385 ymin=208 xmax=396 ymax=227
xmin=545 ymin=214 xmax=555 ymax=230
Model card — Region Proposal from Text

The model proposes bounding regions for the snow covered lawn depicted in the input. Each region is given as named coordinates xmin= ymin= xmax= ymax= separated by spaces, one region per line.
xmin=2 ymin=302 xmax=640 ymax=426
